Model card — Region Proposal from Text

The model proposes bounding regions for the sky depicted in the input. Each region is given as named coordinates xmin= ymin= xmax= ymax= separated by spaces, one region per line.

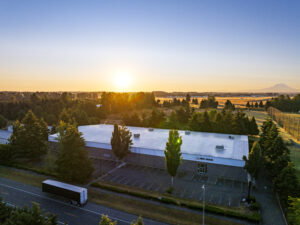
xmin=0 ymin=0 xmax=299 ymax=92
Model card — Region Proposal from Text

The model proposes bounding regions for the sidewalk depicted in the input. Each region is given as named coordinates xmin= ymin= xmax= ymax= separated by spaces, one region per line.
xmin=254 ymin=174 xmax=286 ymax=225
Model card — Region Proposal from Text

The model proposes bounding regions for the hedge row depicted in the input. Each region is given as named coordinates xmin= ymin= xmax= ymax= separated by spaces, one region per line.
xmin=91 ymin=182 xmax=261 ymax=223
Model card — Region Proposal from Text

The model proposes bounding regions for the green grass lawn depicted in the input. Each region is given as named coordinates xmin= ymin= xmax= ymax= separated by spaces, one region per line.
xmin=0 ymin=166 xmax=45 ymax=187
xmin=289 ymin=146 xmax=300 ymax=181
xmin=245 ymin=110 xmax=269 ymax=128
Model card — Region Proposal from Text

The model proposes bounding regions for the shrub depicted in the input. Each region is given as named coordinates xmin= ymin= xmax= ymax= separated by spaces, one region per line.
xmin=249 ymin=202 xmax=260 ymax=211
xmin=0 ymin=144 xmax=13 ymax=164
xmin=91 ymin=182 xmax=261 ymax=223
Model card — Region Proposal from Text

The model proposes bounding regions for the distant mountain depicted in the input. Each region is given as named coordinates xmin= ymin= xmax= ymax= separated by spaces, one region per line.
xmin=247 ymin=83 xmax=299 ymax=93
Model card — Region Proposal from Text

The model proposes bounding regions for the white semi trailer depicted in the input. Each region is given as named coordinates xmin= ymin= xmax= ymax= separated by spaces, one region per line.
xmin=42 ymin=179 xmax=88 ymax=206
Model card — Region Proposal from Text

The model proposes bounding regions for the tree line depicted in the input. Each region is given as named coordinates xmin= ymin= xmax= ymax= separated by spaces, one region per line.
xmin=267 ymin=94 xmax=300 ymax=112
xmin=0 ymin=92 xmax=104 ymax=126
xmin=159 ymin=94 xmax=220 ymax=109
xmin=245 ymin=100 xmax=267 ymax=110
xmin=123 ymin=107 xmax=259 ymax=135
xmin=0 ymin=91 xmax=158 ymax=127
xmin=243 ymin=118 xmax=300 ymax=224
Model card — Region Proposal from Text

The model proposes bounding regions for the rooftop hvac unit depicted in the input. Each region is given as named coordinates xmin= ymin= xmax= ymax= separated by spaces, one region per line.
xmin=148 ymin=128 xmax=154 ymax=131
xmin=216 ymin=145 xmax=225 ymax=151
xmin=185 ymin=131 xmax=191 ymax=135
xmin=134 ymin=133 xmax=140 ymax=138
xmin=228 ymin=135 xmax=234 ymax=139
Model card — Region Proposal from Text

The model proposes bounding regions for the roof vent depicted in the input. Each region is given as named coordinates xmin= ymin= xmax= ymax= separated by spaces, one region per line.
xmin=148 ymin=128 xmax=154 ymax=131
xmin=134 ymin=133 xmax=140 ymax=138
xmin=216 ymin=145 xmax=225 ymax=151
xmin=228 ymin=135 xmax=234 ymax=140
xmin=185 ymin=131 xmax=191 ymax=135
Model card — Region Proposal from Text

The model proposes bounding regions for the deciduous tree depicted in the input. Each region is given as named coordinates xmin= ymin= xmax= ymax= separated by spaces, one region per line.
xmin=99 ymin=215 xmax=117 ymax=225
xmin=131 ymin=216 xmax=144 ymax=225
xmin=164 ymin=130 xmax=182 ymax=187
xmin=0 ymin=114 xmax=7 ymax=129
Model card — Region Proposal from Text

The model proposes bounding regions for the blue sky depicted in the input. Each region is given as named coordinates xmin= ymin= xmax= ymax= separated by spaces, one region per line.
xmin=0 ymin=0 xmax=299 ymax=91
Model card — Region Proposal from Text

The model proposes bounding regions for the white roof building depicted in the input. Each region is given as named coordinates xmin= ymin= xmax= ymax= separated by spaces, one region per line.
xmin=49 ymin=124 xmax=249 ymax=167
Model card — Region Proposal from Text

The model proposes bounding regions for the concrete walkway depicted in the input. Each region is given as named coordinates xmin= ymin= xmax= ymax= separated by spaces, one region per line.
xmin=254 ymin=174 xmax=287 ymax=225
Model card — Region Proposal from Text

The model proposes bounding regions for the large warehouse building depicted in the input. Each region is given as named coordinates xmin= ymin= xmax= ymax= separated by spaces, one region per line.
xmin=49 ymin=124 xmax=249 ymax=181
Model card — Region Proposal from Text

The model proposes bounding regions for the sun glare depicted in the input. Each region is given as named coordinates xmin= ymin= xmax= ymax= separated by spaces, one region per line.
xmin=114 ymin=73 xmax=132 ymax=91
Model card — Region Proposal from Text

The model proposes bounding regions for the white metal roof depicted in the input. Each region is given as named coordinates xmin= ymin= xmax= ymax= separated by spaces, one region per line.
xmin=49 ymin=124 xmax=248 ymax=166
xmin=42 ymin=179 xmax=87 ymax=193
xmin=0 ymin=129 xmax=11 ymax=144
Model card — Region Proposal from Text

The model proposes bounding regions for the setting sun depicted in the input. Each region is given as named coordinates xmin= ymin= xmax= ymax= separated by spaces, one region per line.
xmin=114 ymin=73 xmax=132 ymax=91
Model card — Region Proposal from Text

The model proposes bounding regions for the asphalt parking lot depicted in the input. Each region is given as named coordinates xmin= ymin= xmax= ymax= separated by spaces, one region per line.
xmin=93 ymin=159 xmax=248 ymax=207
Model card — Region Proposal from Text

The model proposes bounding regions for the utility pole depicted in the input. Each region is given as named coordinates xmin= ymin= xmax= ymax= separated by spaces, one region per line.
xmin=202 ymin=184 xmax=205 ymax=225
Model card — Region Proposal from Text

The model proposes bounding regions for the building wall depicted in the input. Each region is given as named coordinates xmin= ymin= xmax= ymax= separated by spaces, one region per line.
xmin=48 ymin=141 xmax=247 ymax=182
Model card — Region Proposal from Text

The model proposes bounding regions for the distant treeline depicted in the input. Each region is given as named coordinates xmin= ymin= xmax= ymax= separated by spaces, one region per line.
xmin=0 ymin=92 xmax=158 ymax=126
xmin=0 ymin=93 xmax=104 ymax=125
xmin=160 ymin=95 xmax=220 ymax=109
xmin=267 ymin=94 xmax=300 ymax=112
xmin=101 ymin=92 xmax=157 ymax=114
xmin=153 ymin=91 xmax=278 ymax=98
xmin=123 ymin=107 xmax=259 ymax=135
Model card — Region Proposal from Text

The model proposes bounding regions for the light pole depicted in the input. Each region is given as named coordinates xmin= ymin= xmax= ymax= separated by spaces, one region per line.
xmin=202 ymin=184 xmax=205 ymax=225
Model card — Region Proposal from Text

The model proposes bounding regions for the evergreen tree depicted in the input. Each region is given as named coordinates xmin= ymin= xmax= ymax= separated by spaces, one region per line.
xmin=243 ymin=142 xmax=263 ymax=180
xmin=273 ymin=162 xmax=299 ymax=204
xmin=0 ymin=114 xmax=8 ymax=129
xmin=9 ymin=110 xmax=48 ymax=159
xmin=56 ymin=121 xmax=94 ymax=183
xmin=224 ymin=100 xmax=235 ymax=111
xmin=246 ymin=102 xmax=251 ymax=109
xmin=249 ymin=117 xmax=259 ymax=135
xmin=259 ymin=101 xmax=264 ymax=108
xmin=111 ymin=124 xmax=132 ymax=160
xmin=40 ymin=118 xmax=49 ymax=141
xmin=164 ymin=130 xmax=182 ymax=187
xmin=186 ymin=93 xmax=191 ymax=103
xmin=287 ymin=197 xmax=300 ymax=225
xmin=131 ymin=216 xmax=144 ymax=225
xmin=99 ymin=215 xmax=117 ymax=225
xmin=201 ymin=111 xmax=211 ymax=132
xmin=59 ymin=108 xmax=72 ymax=123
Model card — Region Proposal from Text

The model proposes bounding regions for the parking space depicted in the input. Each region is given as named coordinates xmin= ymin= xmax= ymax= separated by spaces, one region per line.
xmin=93 ymin=159 xmax=247 ymax=207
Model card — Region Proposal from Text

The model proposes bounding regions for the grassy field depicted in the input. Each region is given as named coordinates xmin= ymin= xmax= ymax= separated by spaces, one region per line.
xmin=245 ymin=110 xmax=269 ymax=128
xmin=157 ymin=96 xmax=272 ymax=108
xmin=0 ymin=166 xmax=45 ymax=187
xmin=290 ymin=146 xmax=300 ymax=181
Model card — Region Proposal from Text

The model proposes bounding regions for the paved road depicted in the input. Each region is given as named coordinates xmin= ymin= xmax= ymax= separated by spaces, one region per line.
xmin=0 ymin=177 xmax=167 ymax=225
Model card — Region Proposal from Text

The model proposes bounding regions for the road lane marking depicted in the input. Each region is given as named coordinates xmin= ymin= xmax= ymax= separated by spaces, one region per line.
xmin=0 ymin=183 xmax=131 ymax=224
xmin=64 ymin=212 xmax=78 ymax=218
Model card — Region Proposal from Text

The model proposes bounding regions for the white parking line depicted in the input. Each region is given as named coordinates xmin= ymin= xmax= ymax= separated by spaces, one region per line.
xmin=0 ymin=183 xmax=131 ymax=224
